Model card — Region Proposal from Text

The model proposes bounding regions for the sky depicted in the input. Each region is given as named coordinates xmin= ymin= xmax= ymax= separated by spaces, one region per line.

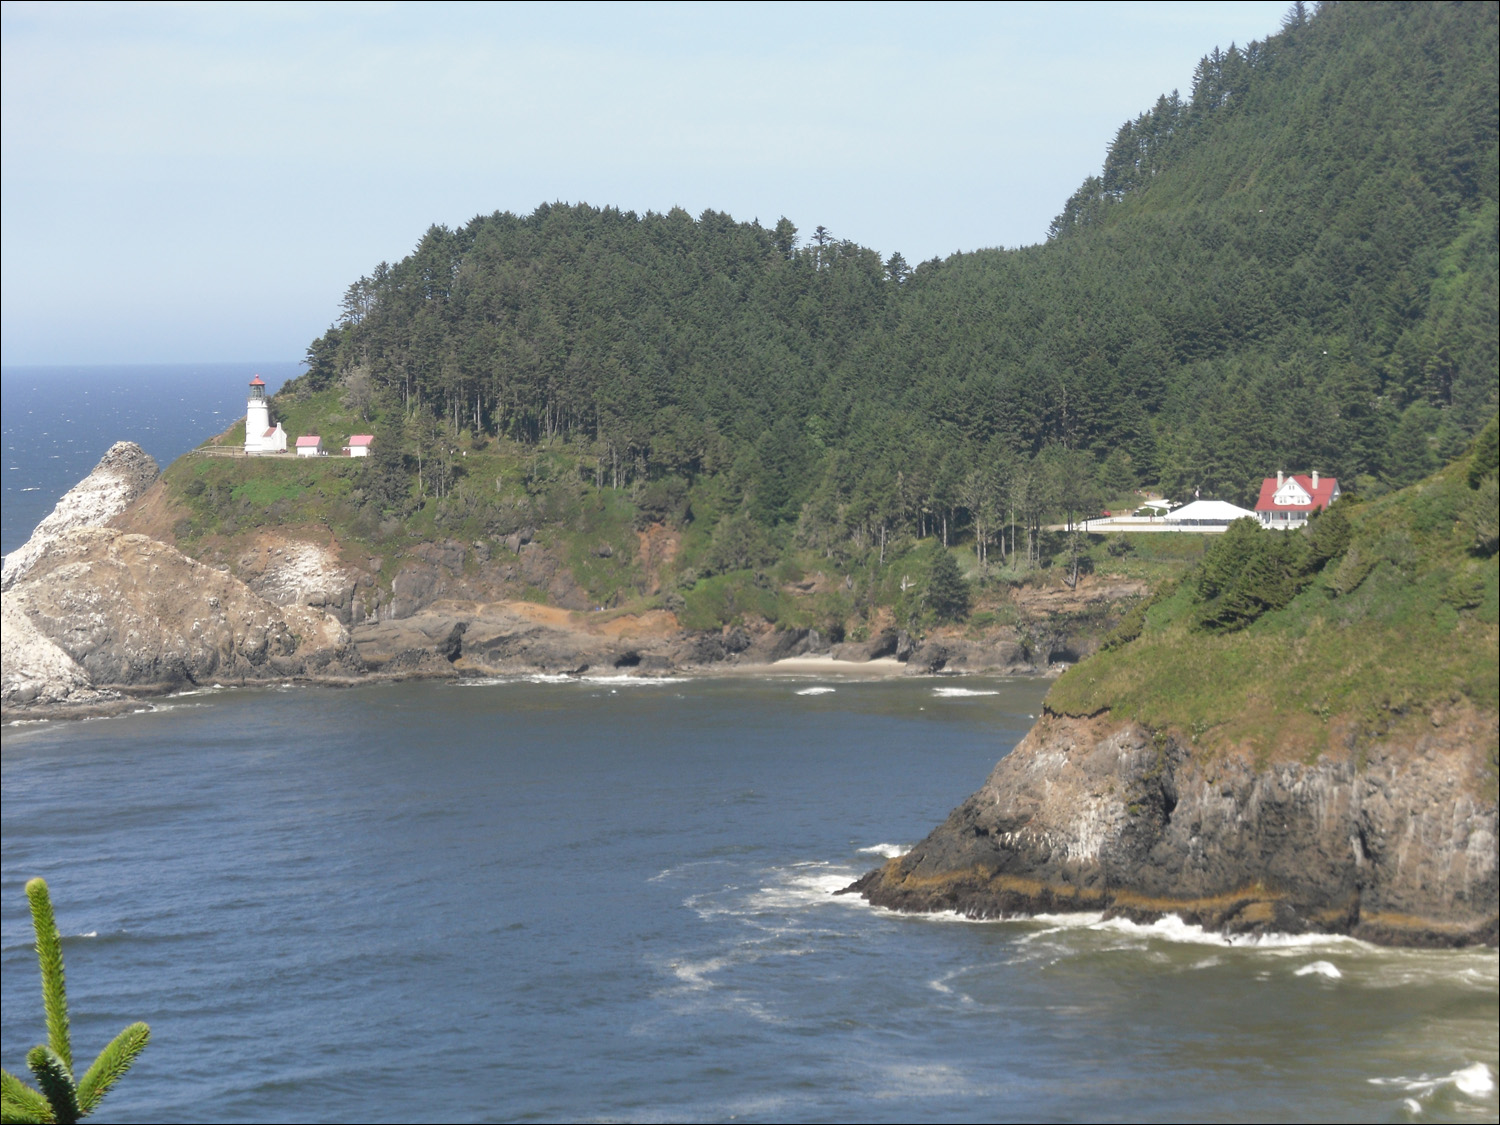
xmin=1 ymin=0 xmax=1291 ymax=366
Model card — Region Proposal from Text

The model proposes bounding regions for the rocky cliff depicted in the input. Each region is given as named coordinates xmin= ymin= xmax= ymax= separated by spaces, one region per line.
xmin=2 ymin=441 xmax=159 ymax=590
xmin=847 ymin=710 xmax=1498 ymax=947
xmin=2 ymin=448 xmax=361 ymax=718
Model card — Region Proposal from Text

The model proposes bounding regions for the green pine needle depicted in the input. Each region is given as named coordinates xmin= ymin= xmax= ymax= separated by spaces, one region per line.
xmin=23 ymin=1050 xmax=76 ymax=1125
xmin=75 ymin=1025 xmax=149 ymax=1115
xmin=1 ymin=1070 xmax=56 ymax=1125
xmin=24 ymin=881 xmax=71 ymax=1073
xmin=9 ymin=880 xmax=149 ymax=1123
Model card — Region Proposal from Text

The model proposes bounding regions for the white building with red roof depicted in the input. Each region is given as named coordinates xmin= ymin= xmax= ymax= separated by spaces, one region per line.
xmin=295 ymin=435 xmax=324 ymax=457
xmin=243 ymin=375 xmax=288 ymax=454
xmin=1254 ymin=471 xmax=1340 ymax=528
xmin=346 ymin=434 xmax=374 ymax=458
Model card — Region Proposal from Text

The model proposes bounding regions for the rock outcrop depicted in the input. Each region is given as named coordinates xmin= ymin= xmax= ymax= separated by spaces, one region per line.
xmin=2 ymin=441 xmax=159 ymax=590
xmin=1 ymin=444 xmax=363 ymax=718
xmin=236 ymin=538 xmax=362 ymax=624
xmin=3 ymin=528 xmax=359 ymax=706
xmin=1 ymin=597 xmax=120 ymax=711
xmin=847 ymin=711 xmax=1499 ymax=947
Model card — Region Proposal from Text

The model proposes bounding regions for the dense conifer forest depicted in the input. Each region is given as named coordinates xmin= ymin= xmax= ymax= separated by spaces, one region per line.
xmin=281 ymin=1 xmax=1496 ymax=575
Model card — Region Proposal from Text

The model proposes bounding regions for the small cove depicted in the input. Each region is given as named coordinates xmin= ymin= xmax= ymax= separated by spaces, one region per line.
xmin=4 ymin=676 xmax=1495 ymax=1123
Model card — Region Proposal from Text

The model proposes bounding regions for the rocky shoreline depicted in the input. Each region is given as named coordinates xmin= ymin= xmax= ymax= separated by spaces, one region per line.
xmin=843 ymin=709 xmax=1499 ymax=947
xmin=2 ymin=444 xmax=1073 ymax=723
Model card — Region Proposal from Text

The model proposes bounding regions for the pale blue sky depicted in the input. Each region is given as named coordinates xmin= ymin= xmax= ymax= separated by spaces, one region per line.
xmin=2 ymin=1 xmax=1290 ymax=365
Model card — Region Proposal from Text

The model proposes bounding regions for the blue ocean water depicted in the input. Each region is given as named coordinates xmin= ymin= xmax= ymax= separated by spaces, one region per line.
xmin=1 ymin=362 xmax=299 ymax=555
xmin=3 ymin=678 xmax=1497 ymax=1124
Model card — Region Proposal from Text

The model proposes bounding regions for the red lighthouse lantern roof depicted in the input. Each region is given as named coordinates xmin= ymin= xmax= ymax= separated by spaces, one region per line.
xmin=249 ymin=375 xmax=265 ymax=386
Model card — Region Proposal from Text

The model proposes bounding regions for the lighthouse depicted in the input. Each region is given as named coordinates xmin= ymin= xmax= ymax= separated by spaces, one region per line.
xmin=243 ymin=375 xmax=287 ymax=454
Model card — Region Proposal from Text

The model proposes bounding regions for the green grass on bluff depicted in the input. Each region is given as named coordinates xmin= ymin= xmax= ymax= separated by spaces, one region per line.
xmin=1048 ymin=421 xmax=1500 ymax=775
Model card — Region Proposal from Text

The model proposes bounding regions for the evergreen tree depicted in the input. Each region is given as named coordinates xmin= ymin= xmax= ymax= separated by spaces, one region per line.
xmin=926 ymin=542 xmax=970 ymax=623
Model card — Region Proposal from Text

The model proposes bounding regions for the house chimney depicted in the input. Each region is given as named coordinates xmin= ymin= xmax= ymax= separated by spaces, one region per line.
xmin=1277 ymin=470 xmax=1284 ymax=488
xmin=1312 ymin=470 xmax=1319 ymax=488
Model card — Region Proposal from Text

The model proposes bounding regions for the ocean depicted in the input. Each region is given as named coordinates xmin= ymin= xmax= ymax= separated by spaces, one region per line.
xmin=1 ymin=363 xmax=300 ymax=556
xmin=2 ymin=368 xmax=1498 ymax=1123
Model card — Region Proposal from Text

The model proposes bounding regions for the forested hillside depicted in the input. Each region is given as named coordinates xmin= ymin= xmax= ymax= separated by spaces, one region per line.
xmin=276 ymin=1 xmax=1495 ymax=576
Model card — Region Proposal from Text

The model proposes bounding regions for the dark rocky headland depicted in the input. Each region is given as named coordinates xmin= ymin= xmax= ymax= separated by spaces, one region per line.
xmin=846 ymin=708 xmax=1497 ymax=947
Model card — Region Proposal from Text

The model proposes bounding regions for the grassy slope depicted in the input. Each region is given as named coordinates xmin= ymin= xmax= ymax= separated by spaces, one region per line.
xmin=1047 ymin=444 xmax=1500 ymax=780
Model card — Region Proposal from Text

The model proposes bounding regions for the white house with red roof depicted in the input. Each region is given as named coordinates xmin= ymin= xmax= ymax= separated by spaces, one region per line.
xmin=243 ymin=375 xmax=288 ymax=454
xmin=346 ymin=434 xmax=374 ymax=458
xmin=295 ymin=435 xmax=324 ymax=458
xmin=1254 ymin=470 xmax=1339 ymax=528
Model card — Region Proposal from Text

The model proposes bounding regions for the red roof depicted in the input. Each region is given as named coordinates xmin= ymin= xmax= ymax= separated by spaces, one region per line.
xmin=1254 ymin=474 xmax=1339 ymax=512
xmin=295 ymin=435 xmax=322 ymax=447
xmin=349 ymin=434 xmax=374 ymax=446
xmin=263 ymin=428 xmax=276 ymax=437
xmin=249 ymin=375 xmax=266 ymax=386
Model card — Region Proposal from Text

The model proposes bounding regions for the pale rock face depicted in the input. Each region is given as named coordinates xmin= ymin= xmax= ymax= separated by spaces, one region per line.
xmin=6 ymin=528 xmax=351 ymax=691
xmin=1 ymin=441 xmax=362 ymax=715
xmin=236 ymin=539 xmax=358 ymax=620
xmin=0 ymin=598 xmax=118 ymax=708
xmin=2 ymin=442 xmax=159 ymax=590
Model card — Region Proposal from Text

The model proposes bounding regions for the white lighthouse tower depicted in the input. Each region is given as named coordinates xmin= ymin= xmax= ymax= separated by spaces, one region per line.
xmin=243 ymin=374 xmax=286 ymax=454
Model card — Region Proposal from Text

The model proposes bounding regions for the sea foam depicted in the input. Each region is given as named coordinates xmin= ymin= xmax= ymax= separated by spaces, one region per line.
xmin=1294 ymin=960 xmax=1342 ymax=979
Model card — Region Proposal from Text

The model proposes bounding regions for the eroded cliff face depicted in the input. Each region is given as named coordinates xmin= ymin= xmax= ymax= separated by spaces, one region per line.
xmin=1 ymin=445 xmax=369 ymax=718
xmin=2 ymin=441 xmax=159 ymax=590
xmin=848 ymin=711 xmax=1499 ymax=947
xmin=2 ymin=528 xmax=360 ymax=710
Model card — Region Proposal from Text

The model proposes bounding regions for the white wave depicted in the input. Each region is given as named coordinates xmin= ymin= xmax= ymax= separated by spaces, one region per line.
xmin=1370 ymin=1061 xmax=1495 ymax=1098
xmin=1085 ymin=913 xmax=1377 ymax=950
xmin=1022 ymin=911 xmax=1108 ymax=931
xmin=671 ymin=954 xmax=732 ymax=989
xmin=1294 ymin=960 xmax=1342 ymax=979
xmin=648 ymin=859 xmax=727 ymax=883
xmin=857 ymin=843 xmax=909 ymax=858
xmin=795 ymin=686 xmax=836 ymax=695
xmin=741 ymin=863 xmax=864 ymax=912
xmin=75 ymin=931 xmax=98 ymax=938
xmin=916 ymin=909 xmax=1379 ymax=951
xmin=1455 ymin=1064 xmax=1496 ymax=1096
xmin=931 ymin=687 xmax=999 ymax=697
xmin=457 ymin=672 xmax=687 ymax=687
xmin=580 ymin=674 xmax=685 ymax=686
